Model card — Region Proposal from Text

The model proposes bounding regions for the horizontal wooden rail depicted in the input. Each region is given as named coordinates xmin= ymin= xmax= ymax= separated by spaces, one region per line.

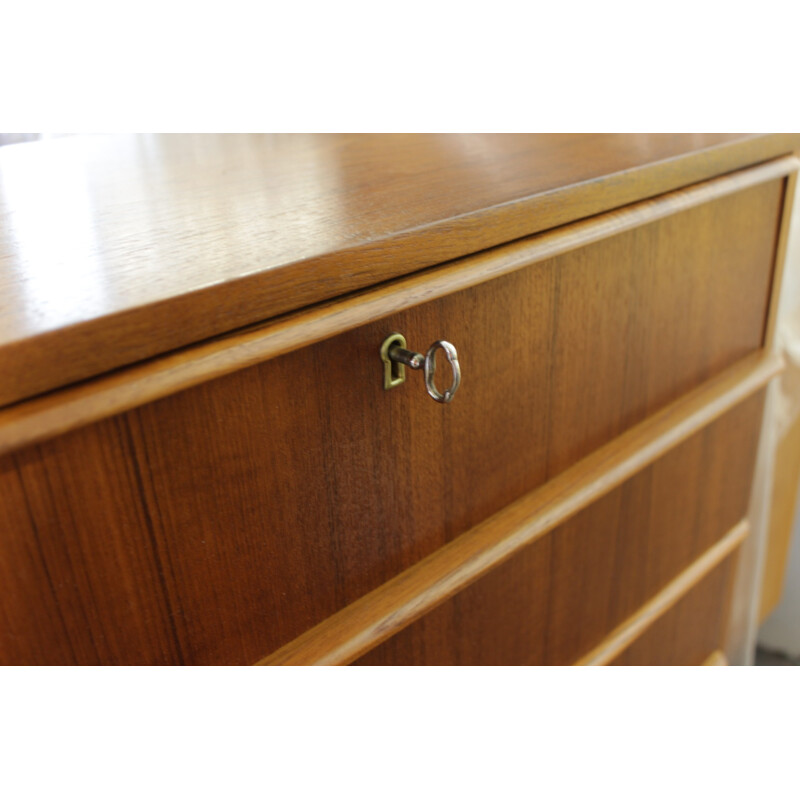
xmin=256 ymin=350 xmax=782 ymax=665
xmin=0 ymin=156 xmax=795 ymax=456
xmin=575 ymin=520 xmax=749 ymax=666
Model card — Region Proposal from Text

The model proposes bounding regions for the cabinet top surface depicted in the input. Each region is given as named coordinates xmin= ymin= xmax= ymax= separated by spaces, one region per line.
xmin=1 ymin=132 xmax=797 ymax=406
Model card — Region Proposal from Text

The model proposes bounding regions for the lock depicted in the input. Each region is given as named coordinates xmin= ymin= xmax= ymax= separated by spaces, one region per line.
xmin=379 ymin=333 xmax=461 ymax=404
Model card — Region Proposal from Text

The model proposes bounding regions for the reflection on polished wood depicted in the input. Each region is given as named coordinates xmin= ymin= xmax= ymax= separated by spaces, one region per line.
xmin=1 ymin=133 xmax=799 ymax=406
xmin=0 ymin=134 xmax=796 ymax=667
xmin=0 ymin=156 xmax=790 ymax=453
xmin=0 ymin=199 xmax=782 ymax=664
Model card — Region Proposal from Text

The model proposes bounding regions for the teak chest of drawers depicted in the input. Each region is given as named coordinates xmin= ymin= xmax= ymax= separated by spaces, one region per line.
xmin=0 ymin=133 xmax=798 ymax=665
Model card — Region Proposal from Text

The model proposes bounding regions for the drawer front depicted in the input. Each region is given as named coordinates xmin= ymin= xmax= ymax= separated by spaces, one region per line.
xmin=609 ymin=559 xmax=736 ymax=666
xmin=353 ymin=394 xmax=762 ymax=665
xmin=0 ymin=178 xmax=783 ymax=665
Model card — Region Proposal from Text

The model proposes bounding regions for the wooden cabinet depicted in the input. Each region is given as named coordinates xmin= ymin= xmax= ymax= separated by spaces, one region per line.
xmin=0 ymin=134 xmax=797 ymax=665
xmin=353 ymin=397 xmax=763 ymax=666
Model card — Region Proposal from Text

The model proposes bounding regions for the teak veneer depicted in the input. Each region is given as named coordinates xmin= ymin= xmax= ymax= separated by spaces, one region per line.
xmin=0 ymin=133 xmax=798 ymax=666
xmin=1 ymin=134 xmax=799 ymax=407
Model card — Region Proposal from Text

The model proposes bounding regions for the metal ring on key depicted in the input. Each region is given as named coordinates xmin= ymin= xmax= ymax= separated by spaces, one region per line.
xmin=424 ymin=340 xmax=461 ymax=403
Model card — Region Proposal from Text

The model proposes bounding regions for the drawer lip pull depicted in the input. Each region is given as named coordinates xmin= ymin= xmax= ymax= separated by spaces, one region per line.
xmin=256 ymin=349 xmax=782 ymax=666
xmin=574 ymin=519 xmax=749 ymax=666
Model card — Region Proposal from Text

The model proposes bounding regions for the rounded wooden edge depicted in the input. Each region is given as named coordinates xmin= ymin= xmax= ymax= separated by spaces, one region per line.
xmin=2 ymin=135 xmax=799 ymax=408
xmin=576 ymin=522 xmax=749 ymax=666
xmin=0 ymin=157 xmax=796 ymax=458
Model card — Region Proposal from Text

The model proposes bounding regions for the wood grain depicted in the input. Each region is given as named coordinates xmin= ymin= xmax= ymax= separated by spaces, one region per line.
xmin=0 ymin=236 xmax=781 ymax=666
xmin=0 ymin=163 xmax=785 ymax=665
xmin=0 ymin=160 xmax=790 ymax=456
xmin=265 ymin=362 xmax=773 ymax=666
xmin=609 ymin=558 xmax=737 ymax=666
xmin=1 ymin=422 xmax=183 ymax=665
xmin=353 ymin=404 xmax=761 ymax=666
xmin=1 ymin=134 xmax=798 ymax=406
xmin=576 ymin=521 xmax=748 ymax=665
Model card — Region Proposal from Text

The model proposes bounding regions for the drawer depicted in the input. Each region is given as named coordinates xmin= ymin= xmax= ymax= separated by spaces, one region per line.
xmin=0 ymin=176 xmax=784 ymax=665
xmin=353 ymin=393 xmax=763 ymax=665
xmin=609 ymin=558 xmax=737 ymax=666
